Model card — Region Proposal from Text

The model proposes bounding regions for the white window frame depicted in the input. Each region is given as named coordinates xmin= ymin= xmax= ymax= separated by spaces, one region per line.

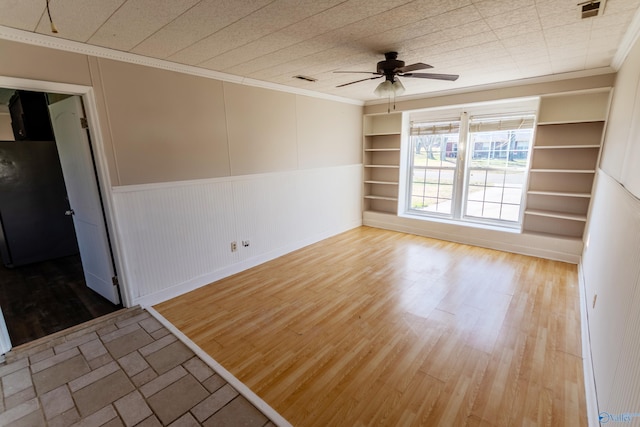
xmin=406 ymin=117 xmax=462 ymax=217
xmin=401 ymin=98 xmax=539 ymax=230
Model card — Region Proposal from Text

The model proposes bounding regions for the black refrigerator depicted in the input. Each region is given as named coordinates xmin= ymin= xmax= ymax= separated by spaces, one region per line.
xmin=0 ymin=140 xmax=79 ymax=267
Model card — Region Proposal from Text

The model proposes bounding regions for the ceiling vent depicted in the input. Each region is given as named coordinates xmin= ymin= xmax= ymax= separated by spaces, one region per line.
xmin=293 ymin=75 xmax=317 ymax=82
xmin=579 ymin=0 xmax=606 ymax=19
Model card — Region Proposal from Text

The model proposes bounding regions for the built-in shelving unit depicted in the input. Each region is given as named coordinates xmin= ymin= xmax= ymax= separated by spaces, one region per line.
xmin=363 ymin=113 xmax=402 ymax=214
xmin=522 ymin=91 xmax=609 ymax=238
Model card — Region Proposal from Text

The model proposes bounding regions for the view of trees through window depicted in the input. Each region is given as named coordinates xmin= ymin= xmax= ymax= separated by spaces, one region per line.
xmin=410 ymin=129 xmax=459 ymax=215
xmin=408 ymin=113 xmax=535 ymax=226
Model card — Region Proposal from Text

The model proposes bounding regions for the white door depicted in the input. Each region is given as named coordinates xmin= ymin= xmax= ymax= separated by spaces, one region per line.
xmin=48 ymin=97 xmax=120 ymax=304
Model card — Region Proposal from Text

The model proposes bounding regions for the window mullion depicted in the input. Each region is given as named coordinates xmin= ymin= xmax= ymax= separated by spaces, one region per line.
xmin=452 ymin=112 xmax=469 ymax=219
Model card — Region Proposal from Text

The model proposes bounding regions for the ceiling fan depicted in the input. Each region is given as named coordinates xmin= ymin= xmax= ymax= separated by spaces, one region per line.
xmin=334 ymin=52 xmax=459 ymax=96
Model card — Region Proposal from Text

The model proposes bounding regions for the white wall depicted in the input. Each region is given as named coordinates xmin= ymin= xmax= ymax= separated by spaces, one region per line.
xmin=582 ymin=33 xmax=640 ymax=420
xmin=583 ymin=172 xmax=640 ymax=415
xmin=600 ymin=37 xmax=640 ymax=187
xmin=112 ymin=165 xmax=362 ymax=306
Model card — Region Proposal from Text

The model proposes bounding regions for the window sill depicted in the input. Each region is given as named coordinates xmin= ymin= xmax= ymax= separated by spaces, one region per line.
xmin=399 ymin=212 xmax=522 ymax=234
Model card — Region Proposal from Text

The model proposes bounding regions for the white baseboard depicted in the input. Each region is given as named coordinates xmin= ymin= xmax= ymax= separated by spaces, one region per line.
xmin=363 ymin=211 xmax=583 ymax=263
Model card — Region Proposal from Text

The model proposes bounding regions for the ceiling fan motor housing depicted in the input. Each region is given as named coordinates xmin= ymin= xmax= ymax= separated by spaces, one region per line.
xmin=377 ymin=51 xmax=404 ymax=80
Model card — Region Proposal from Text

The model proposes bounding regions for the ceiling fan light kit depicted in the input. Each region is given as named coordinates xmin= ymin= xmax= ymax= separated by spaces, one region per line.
xmin=334 ymin=51 xmax=459 ymax=97
xmin=374 ymin=79 xmax=405 ymax=97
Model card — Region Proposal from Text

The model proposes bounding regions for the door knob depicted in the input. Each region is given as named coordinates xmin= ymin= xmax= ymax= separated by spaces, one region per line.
xmin=65 ymin=209 xmax=75 ymax=216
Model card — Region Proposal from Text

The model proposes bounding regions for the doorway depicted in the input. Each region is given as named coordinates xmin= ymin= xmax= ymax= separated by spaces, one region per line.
xmin=0 ymin=87 xmax=121 ymax=348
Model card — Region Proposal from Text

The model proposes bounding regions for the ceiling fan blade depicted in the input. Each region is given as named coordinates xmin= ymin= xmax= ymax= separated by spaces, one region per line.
xmin=395 ymin=62 xmax=433 ymax=73
xmin=333 ymin=71 xmax=381 ymax=75
xmin=336 ymin=76 xmax=383 ymax=87
xmin=402 ymin=72 xmax=459 ymax=81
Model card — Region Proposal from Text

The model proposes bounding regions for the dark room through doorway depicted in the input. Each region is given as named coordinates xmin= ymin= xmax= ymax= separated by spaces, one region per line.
xmin=0 ymin=88 xmax=121 ymax=348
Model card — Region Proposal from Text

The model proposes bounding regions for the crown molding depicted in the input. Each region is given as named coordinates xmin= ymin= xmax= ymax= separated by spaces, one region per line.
xmin=364 ymin=67 xmax=615 ymax=106
xmin=0 ymin=25 xmax=364 ymax=106
xmin=612 ymin=6 xmax=640 ymax=70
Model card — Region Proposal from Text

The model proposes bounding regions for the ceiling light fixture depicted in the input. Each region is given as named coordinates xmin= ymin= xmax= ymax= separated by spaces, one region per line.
xmin=374 ymin=77 xmax=405 ymax=113
xmin=374 ymin=78 xmax=405 ymax=97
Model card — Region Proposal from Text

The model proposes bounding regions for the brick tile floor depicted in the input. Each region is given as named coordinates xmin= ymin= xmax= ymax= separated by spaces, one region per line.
xmin=0 ymin=308 xmax=277 ymax=427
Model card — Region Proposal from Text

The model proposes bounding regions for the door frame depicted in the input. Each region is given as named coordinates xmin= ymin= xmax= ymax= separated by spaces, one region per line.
xmin=0 ymin=75 xmax=132 ymax=308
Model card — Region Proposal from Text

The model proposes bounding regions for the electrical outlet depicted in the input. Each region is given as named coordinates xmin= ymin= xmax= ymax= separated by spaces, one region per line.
xmin=242 ymin=240 xmax=250 ymax=247
xmin=231 ymin=241 xmax=237 ymax=252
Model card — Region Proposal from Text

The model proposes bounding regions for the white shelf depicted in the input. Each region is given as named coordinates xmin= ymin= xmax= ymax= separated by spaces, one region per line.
xmin=527 ymin=190 xmax=591 ymax=198
xmin=365 ymin=180 xmax=399 ymax=185
xmin=364 ymin=195 xmax=398 ymax=201
xmin=364 ymin=165 xmax=400 ymax=168
xmin=525 ymin=209 xmax=587 ymax=222
xmin=364 ymin=148 xmax=401 ymax=152
xmin=537 ymin=120 xmax=605 ymax=125
xmin=364 ymin=132 xmax=401 ymax=137
xmin=534 ymin=145 xmax=600 ymax=150
xmin=521 ymin=230 xmax=584 ymax=242
xmin=529 ymin=169 xmax=595 ymax=173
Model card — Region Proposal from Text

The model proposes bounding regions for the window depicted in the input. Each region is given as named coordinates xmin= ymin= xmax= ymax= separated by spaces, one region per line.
xmin=406 ymin=102 xmax=537 ymax=228
xmin=409 ymin=120 xmax=460 ymax=215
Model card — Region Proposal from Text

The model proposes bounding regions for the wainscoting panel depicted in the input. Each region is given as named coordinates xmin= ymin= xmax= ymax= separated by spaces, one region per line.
xmin=607 ymin=270 xmax=640 ymax=416
xmin=232 ymin=172 xmax=301 ymax=261
xmin=112 ymin=180 xmax=239 ymax=300
xmin=582 ymin=170 xmax=640 ymax=414
xmin=111 ymin=165 xmax=362 ymax=305
xmin=230 ymin=165 xmax=361 ymax=261
xmin=295 ymin=165 xmax=363 ymax=240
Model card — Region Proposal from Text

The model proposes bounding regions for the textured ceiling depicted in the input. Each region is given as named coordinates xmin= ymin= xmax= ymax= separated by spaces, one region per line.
xmin=1 ymin=0 xmax=639 ymax=101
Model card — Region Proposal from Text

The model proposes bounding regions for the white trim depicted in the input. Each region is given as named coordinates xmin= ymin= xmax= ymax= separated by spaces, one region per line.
xmin=82 ymin=88 xmax=133 ymax=307
xmin=111 ymin=163 xmax=362 ymax=194
xmin=536 ymin=86 xmax=613 ymax=98
xmin=145 ymin=307 xmax=292 ymax=427
xmin=578 ymin=262 xmax=600 ymax=427
xmin=132 ymin=220 xmax=361 ymax=307
xmin=0 ymin=76 xmax=90 ymax=95
xmin=0 ymin=75 xmax=132 ymax=308
xmin=0 ymin=25 xmax=363 ymax=107
xmin=612 ymin=6 xmax=640 ymax=70
xmin=363 ymin=211 xmax=583 ymax=263
xmin=0 ymin=306 xmax=12 ymax=355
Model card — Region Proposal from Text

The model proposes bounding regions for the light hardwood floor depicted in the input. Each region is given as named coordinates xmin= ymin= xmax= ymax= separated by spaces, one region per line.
xmin=155 ymin=226 xmax=587 ymax=426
